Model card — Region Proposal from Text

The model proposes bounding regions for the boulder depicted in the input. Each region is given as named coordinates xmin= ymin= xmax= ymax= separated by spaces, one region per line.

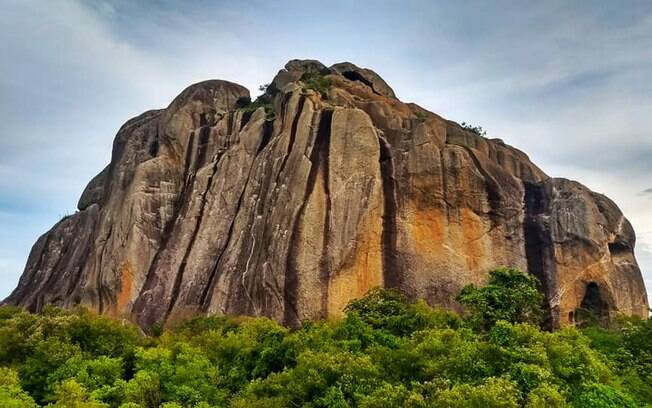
xmin=4 ymin=60 xmax=647 ymax=329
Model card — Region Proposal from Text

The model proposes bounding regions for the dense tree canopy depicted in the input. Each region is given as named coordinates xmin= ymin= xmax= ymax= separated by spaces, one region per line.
xmin=457 ymin=268 xmax=544 ymax=330
xmin=0 ymin=269 xmax=650 ymax=407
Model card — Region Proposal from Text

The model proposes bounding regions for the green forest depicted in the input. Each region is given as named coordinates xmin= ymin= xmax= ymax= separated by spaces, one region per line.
xmin=1 ymin=268 xmax=650 ymax=407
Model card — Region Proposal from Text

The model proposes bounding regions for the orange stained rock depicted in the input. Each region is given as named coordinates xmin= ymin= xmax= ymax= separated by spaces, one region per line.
xmin=115 ymin=260 xmax=134 ymax=316
xmin=328 ymin=212 xmax=383 ymax=317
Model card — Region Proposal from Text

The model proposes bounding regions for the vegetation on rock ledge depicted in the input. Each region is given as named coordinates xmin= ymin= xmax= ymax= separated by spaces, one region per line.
xmin=236 ymin=95 xmax=275 ymax=122
xmin=300 ymin=72 xmax=332 ymax=98
xmin=460 ymin=122 xmax=487 ymax=137
xmin=0 ymin=269 xmax=650 ymax=407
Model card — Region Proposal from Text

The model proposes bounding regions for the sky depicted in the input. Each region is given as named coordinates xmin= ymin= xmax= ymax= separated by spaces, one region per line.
xmin=0 ymin=0 xmax=651 ymax=300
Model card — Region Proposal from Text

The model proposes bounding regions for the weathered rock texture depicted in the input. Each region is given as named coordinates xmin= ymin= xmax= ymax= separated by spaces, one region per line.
xmin=5 ymin=60 xmax=648 ymax=329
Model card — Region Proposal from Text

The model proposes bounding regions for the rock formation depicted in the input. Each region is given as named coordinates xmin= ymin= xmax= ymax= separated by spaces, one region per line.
xmin=4 ymin=60 xmax=648 ymax=329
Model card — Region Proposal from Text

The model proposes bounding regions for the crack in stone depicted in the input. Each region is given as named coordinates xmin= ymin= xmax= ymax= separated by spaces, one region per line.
xmin=200 ymin=124 xmax=267 ymax=310
xmin=164 ymin=153 xmax=223 ymax=322
xmin=379 ymin=135 xmax=400 ymax=289
xmin=283 ymin=109 xmax=332 ymax=326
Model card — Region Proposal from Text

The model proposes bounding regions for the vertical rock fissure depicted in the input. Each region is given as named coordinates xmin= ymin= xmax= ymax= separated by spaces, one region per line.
xmin=195 ymin=126 xmax=211 ymax=170
xmin=318 ymin=110 xmax=333 ymax=319
xmin=181 ymin=131 xmax=197 ymax=192
xmin=280 ymin=92 xmax=293 ymax=128
xmin=245 ymin=107 xmax=305 ymax=314
xmin=239 ymin=95 xmax=304 ymax=316
xmin=227 ymin=112 xmax=234 ymax=136
xmin=258 ymin=119 xmax=274 ymax=153
xmin=240 ymin=110 xmax=253 ymax=130
xmin=199 ymin=174 xmax=251 ymax=310
xmin=67 ymin=228 xmax=95 ymax=298
xmin=439 ymin=149 xmax=450 ymax=217
xmin=95 ymin=224 xmax=113 ymax=314
xmin=134 ymin=129 xmax=198 ymax=318
xmin=283 ymin=109 xmax=332 ymax=325
xmin=255 ymin=98 xmax=307 ymax=258
xmin=276 ymin=96 xmax=306 ymax=180
xmin=461 ymin=146 xmax=502 ymax=223
xmin=149 ymin=127 xmax=160 ymax=158
xmin=164 ymin=155 xmax=222 ymax=322
xmin=522 ymin=181 xmax=556 ymax=329
xmin=200 ymin=127 xmax=268 ymax=310
xmin=379 ymin=136 xmax=399 ymax=288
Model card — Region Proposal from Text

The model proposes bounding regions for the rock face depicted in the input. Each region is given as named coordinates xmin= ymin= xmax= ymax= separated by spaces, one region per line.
xmin=5 ymin=60 xmax=648 ymax=329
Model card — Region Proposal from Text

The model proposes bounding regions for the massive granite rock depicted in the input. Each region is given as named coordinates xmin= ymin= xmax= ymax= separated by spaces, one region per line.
xmin=5 ymin=60 xmax=648 ymax=329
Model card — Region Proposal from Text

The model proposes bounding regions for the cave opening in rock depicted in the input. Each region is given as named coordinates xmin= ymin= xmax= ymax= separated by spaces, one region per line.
xmin=341 ymin=70 xmax=373 ymax=87
xmin=149 ymin=140 xmax=159 ymax=157
xmin=608 ymin=241 xmax=629 ymax=255
xmin=576 ymin=282 xmax=610 ymax=327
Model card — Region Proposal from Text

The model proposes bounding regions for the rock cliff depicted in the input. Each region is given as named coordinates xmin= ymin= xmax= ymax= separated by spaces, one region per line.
xmin=5 ymin=60 xmax=648 ymax=329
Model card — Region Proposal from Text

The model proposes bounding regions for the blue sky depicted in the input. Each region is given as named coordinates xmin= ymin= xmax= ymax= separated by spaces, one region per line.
xmin=1 ymin=0 xmax=651 ymax=299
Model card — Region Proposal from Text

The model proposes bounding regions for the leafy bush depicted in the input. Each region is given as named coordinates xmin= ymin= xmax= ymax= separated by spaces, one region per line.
xmin=571 ymin=383 xmax=638 ymax=408
xmin=344 ymin=287 xmax=459 ymax=337
xmin=0 ymin=367 xmax=37 ymax=407
xmin=461 ymin=121 xmax=487 ymax=137
xmin=414 ymin=111 xmax=427 ymax=120
xmin=236 ymin=84 xmax=279 ymax=121
xmin=235 ymin=96 xmax=252 ymax=109
xmin=258 ymin=82 xmax=279 ymax=96
xmin=0 ymin=268 xmax=649 ymax=407
xmin=236 ymin=96 xmax=275 ymax=121
xmin=300 ymin=72 xmax=332 ymax=98
xmin=457 ymin=268 xmax=544 ymax=330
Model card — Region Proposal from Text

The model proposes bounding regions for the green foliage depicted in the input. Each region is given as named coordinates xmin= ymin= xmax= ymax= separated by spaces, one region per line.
xmin=430 ymin=377 xmax=521 ymax=408
xmin=235 ymin=96 xmax=252 ymax=109
xmin=46 ymin=379 xmax=106 ymax=408
xmin=300 ymin=72 xmax=332 ymax=98
xmin=571 ymin=383 xmax=638 ymax=408
xmin=414 ymin=111 xmax=427 ymax=120
xmin=458 ymin=268 xmax=544 ymax=330
xmin=344 ymin=287 xmax=460 ymax=337
xmin=233 ymin=82 xmax=280 ymax=121
xmin=0 ymin=307 xmax=138 ymax=405
xmin=106 ymin=342 xmax=225 ymax=407
xmin=236 ymin=95 xmax=275 ymax=121
xmin=0 ymin=268 xmax=649 ymax=407
xmin=582 ymin=316 xmax=652 ymax=402
xmin=0 ymin=367 xmax=37 ymax=407
xmin=257 ymin=82 xmax=279 ymax=96
xmin=47 ymin=355 xmax=123 ymax=395
xmin=525 ymin=383 xmax=566 ymax=408
xmin=461 ymin=121 xmax=487 ymax=137
xmin=148 ymin=322 xmax=163 ymax=338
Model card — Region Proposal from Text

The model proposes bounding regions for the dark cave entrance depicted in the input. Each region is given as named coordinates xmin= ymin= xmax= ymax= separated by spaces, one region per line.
xmin=341 ymin=70 xmax=373 ymax=87
xmin=575 ymin=282 xmax=610 ymax=327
